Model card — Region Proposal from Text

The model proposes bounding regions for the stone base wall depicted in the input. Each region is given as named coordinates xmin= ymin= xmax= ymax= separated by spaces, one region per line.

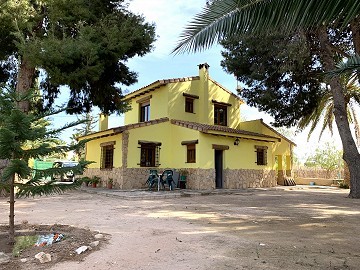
xmin=82 ymin=167 xmax=276 ymax=190
xmin=224 ymin=169 xmax=277 ymax=189
xmin=186 ymin=168 xmax=215 ymax=190
xmin=83 ymin=168 xmax=124 ymax=188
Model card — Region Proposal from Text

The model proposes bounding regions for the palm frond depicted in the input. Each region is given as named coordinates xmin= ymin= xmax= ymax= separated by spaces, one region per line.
xmin=173 ymin=0 xmax=360 ymax=54
xmin=329 ymin=55 xmax=360 ymax=76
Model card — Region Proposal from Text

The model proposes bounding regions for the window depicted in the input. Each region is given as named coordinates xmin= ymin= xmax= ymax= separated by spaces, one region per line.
xmin=183 ymin=93 xmax=199 ymax=113
xmin=185 ymin=97 xmax=194 ymax=113
xmin=139 ymin=141 xmax=161 ymax=167
xmin=100 ymin=143 xmax=115 ymax=169
xmin=187 ymin=144 xmax=196 ymax=163
xmin=140 ymin=101 xmax=150 ymax=122
xmin=255 ymin=146 xmax=268 ymax=165
xmin=214 ymin=104 xmax=227 ymax=126
xmin=182 ymin=140 xmax=198 ymax=163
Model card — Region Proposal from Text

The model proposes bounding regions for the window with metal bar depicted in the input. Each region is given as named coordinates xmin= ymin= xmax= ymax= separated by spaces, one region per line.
xmin=101 ymin=145 xmax=114 ymax=169
xmin=214 ymin=104 xmax=227 ymax=126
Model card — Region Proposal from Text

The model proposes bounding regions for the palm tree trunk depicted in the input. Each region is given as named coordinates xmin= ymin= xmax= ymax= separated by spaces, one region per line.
xmin=318 ymin=26 xmax=360 ymax=198
xmin=344 ymin=161 xmax=350 ymax=187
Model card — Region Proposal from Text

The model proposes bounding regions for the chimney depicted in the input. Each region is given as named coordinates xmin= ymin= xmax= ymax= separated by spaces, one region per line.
xmin=198 ymin=63 xmax=210 ymax=80
xmin=198 ymin=63 xmax=210 ymax=124
xmin=99 ymin=114 xmax=109 ymax=131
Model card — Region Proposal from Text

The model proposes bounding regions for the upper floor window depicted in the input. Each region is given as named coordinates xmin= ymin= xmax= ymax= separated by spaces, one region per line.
xmin=214 ymin=104 xmax=227 ymax=126
xmin=183 ymin=93 xmax=199 ymax=114
xmin=185 ymin=97 xmax=194 ymax=113
xmin=100 ymin=141 xmax=115 ymax=169
xmin=255 ymin=145 xmax=268 ymax=165
xmin=140 ymin=101 xmax=150 ymax=122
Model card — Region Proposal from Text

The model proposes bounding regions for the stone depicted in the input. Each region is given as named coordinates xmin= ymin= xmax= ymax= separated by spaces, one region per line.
xmin=90 ymin=241 xmax=100 ymax=247
xmin=35 ymin=252 xmax=52 ymax=263
xmin=75 ymin=246 xmax=89 ymax=254
xmin=0 ymin=252 xmax=10 ymax=264
xmin=94 ymin=233 xmax=104 ymax=239
xmin=20 ymin=258 xmax=27 ymax=263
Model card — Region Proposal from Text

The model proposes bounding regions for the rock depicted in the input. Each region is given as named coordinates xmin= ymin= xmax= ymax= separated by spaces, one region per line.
xmin=75 ymin=246 xmax=89 ymax=254
xmin=90 ymin=241 xmax=100 ymax=247
xmin=94 ymin=233 xmax=104 ymax=239
xmin=20 ymin=258 xmax=27 ymax=263
xmin=0 ymin=252 xmax=10 ymax=264
xmin=35 ymin=252 xmax=52 ymax=263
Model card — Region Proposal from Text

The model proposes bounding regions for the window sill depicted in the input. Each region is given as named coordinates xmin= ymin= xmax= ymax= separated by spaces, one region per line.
xmin=100 ymin=168 xmax=113 ymax=171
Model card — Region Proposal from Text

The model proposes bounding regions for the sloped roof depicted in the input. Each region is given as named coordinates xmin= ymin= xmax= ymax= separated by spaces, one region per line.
xmin=123 ymin=75 xmax=244 ymax=103
xmin=170 ymin=119 xmax=280 ymax=142
xmin=124 ymin=76 xmax=199 ymax=100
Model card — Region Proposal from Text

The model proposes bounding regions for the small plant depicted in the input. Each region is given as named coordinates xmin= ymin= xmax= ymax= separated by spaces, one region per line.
xmin=107 ymin=178 xmax=114 ymax=189
xmin=80 ymin=176 xmax=91 ymax=186
xmin=91 ymin=176 xmax=101 ymax=187
xmin=339 ymin=182 xmax=349 ymax=189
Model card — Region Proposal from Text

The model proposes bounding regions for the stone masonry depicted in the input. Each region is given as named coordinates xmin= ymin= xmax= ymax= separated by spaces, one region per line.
xmin=83 ymin=167 xmax=277 ymax=190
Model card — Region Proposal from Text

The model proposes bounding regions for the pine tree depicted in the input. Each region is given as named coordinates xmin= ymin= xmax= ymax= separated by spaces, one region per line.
xmin=0 ymin=86 xmax=91 ymax=244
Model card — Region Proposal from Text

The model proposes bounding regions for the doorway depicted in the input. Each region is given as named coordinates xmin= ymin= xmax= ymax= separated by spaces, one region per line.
xmin=215 ymin=150 xmax=223 ymax=188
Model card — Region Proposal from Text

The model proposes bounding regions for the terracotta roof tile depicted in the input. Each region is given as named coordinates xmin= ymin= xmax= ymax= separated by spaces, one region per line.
xmin=170 ymin=119 xmax=280 ymax=141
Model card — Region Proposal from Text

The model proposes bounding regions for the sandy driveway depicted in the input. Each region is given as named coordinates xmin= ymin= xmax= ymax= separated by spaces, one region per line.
xmin=1 ymin=187 xmax=360 ymax=270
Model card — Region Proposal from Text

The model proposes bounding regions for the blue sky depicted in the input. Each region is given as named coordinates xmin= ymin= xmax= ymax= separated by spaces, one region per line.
xmin=54 ymin=0 xmax=344 ymax=161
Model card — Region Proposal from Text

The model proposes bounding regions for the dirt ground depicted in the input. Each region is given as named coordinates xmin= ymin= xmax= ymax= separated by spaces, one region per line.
xmin=0 ymin=187 xmax=360 ymax=270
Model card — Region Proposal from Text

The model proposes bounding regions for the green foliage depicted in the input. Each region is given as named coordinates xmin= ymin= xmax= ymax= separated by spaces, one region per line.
xmin=304 ymin=143 xmax=343 ymax=173
xmin=70 ymin=112 xmax=97 ymax=159
xmin=339 ymin=182 xmax=350 ymax=189
xmin=173 ymin=0 xmax=360 ymax=54
xmin=90 ymin=176 xmax=101 ymax=185
xmin=221 ymin=32 xmax=325 ymax=127
xmin=0 ymin=87 xmax=91 ymax=197
xmin=0 ymin=0 xmax=156 ymax=114
xmin=13 ymin=235 xmax=38 ymax=257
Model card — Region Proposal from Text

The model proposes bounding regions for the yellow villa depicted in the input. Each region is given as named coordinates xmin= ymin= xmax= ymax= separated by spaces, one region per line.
xmin=79 ymin=63 xmax=295 ymax=189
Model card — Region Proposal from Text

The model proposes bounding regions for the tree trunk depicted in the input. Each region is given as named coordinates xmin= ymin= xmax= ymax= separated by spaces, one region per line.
xmin=8 ymin=173 xmax=15 ymax=244
xmin=344 ymin=161 xmax=350 ymax=187
xmin=318 ymin=27 xmax=360 ymax=198
xmin=16 ymin=57 xmax=35 ymax=113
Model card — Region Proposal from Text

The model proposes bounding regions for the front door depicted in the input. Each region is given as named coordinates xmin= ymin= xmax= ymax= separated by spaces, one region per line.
xmin=215 ymin=150 xmax=223 ymax=189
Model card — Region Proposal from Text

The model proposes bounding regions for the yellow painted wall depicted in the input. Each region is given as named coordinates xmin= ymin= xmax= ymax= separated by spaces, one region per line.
xmin=123 ymin=69 xmax=242 ymax=129
xmin=168 ymin=80 xmax=201 ymax=123
xmin=198 ymin=133 xmax=275 ymax=170
xmin=240 ymin=120 xmax=293 ymax=170
xmin=126 ymin=122 xmax=200 ymax=169
xmin=85 ymin=134 xmax=123 ymax=169
xmin=208 ymin=81 xmax=241 ymax=128
xmin=124 ymin=86 xmax=169 ymax=125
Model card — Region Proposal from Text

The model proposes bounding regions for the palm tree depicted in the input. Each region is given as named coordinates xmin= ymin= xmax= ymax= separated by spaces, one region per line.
xmin=298 ymin=74 xmax=360 ymax=144
xmin=298 ymin=75 xmax=360 ymax=187
xmin=173 ymin=0 xmax=360 ymax=198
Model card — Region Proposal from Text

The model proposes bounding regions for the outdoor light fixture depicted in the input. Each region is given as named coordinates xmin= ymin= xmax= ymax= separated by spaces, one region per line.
xmin=234 ymin=138 xmax=240 ymax=146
